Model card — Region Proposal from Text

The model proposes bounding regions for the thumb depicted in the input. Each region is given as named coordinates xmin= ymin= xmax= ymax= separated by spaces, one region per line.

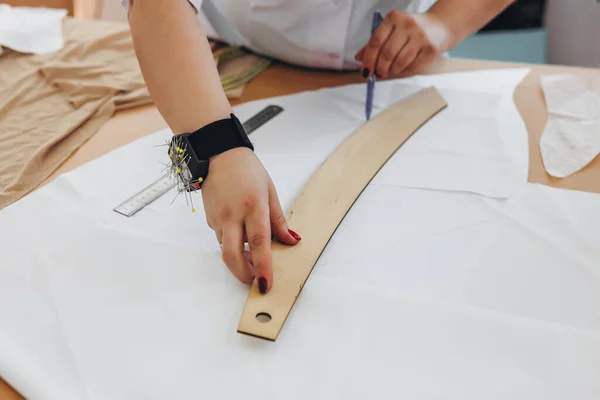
xmin=269 ymin=183 xmax=301 ymax=246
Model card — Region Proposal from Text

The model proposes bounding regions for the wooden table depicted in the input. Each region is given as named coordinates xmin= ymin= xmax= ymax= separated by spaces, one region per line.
xmin=4 ymin=0 xmax=74 ymax=15
xmin=2 ymin=56 xmax=600 ymax=399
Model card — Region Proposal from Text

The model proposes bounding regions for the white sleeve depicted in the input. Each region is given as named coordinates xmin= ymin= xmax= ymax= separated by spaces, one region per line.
xmin=120 ymin=0 xmax=203 ymax=12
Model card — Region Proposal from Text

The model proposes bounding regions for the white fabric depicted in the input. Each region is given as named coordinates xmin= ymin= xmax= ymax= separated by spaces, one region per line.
xmin=2 ymin=69 xmax=600 ymax=400
xmin=539 ymin=74 xmax=600 ymax=178
xmin=0 ymin=4 xmax=67 ymax=55
xmin=121 ymin=0 xmax=436 ymax=69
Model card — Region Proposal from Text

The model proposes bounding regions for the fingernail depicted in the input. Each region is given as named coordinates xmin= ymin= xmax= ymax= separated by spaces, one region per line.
xmin=288 ymin=229 xmax=301 ymax=241
xmin=258 ymin=277 xmax=267 ymax=294
xmin=362 ymin=68 xmax=369 ymax=78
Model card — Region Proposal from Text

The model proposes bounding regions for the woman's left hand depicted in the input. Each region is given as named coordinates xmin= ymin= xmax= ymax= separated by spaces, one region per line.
xmin=354 ymin=10 xmax=450 ymax=79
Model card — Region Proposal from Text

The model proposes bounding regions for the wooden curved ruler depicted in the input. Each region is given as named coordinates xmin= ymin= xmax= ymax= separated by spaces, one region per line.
xmin=237 ymin=86 xmax=448 ymax=341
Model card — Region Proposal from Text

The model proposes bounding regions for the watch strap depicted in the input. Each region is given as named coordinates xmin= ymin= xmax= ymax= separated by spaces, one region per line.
xmin=185 ymin=113 xmax=254 ymax=161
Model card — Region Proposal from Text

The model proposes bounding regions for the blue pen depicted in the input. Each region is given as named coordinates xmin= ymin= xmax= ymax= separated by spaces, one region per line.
xmin=366 ymin=10 xmax=384 ymax=121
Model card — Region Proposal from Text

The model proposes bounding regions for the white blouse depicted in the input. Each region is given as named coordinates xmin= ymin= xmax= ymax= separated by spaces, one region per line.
xmin=121 ymin=0 xmax=437 ymax=70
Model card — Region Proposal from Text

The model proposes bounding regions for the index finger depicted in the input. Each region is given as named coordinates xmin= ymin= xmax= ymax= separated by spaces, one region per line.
xmin=244 ymin=204 xmax=273 ymax=294
xmin=361 ymin=18 xmax=394 ymax=77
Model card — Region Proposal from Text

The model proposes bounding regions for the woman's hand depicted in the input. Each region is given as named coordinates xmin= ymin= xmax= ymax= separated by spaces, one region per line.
xmin=354 ymin=10 xmax=451 ymax=79
xmin=201 ymin=147 xmax=301 ymax=294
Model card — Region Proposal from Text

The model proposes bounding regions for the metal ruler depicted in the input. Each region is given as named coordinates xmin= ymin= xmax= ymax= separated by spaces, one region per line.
xmin=113 ymin=105 xmax=284 ymax=217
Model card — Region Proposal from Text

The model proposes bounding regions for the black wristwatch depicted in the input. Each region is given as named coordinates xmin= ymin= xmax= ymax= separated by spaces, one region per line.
xmin=168 ymin=113 xmax=253 ymax=191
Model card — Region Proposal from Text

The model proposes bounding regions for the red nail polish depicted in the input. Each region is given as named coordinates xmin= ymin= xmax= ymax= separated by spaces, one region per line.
xmin=288 ymin=229 xmax=301 ymax=241
xmin=258 ymin=277 xmax=267 ymax=294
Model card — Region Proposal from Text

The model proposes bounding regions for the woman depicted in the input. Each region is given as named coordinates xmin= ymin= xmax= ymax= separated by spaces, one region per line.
xmin=124 ymin=0 xmax=515 ymax=294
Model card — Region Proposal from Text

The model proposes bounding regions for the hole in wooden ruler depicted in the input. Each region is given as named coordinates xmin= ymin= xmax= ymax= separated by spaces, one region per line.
xmin=256 ymin=312 xmax=271 ymax=323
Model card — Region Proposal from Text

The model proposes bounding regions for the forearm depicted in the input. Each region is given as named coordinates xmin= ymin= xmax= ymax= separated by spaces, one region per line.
xmin=427 ymin=0 xmax=516 ymax=50
xmin=127 ymin=0 xmax=231 ymax=135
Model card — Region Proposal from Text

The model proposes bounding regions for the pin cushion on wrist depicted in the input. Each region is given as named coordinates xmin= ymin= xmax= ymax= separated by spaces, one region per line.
xmin=168 ymin=113 xmax=254 ymax=192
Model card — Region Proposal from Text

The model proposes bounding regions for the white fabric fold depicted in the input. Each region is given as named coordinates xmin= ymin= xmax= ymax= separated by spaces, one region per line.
xmin=0 ymin=5 xmax=66 ymax=55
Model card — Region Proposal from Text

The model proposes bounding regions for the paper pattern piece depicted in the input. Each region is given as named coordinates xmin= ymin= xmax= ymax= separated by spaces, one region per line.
xmin=0 ymin=5 xmax=67 ymax=55
xmin=540 ymin=74 xmax=600 ymax=177
xmin=2 ymin=69 xmax=600 ymax=399
xmin=320 ymin=68 xmax=531 ymax=198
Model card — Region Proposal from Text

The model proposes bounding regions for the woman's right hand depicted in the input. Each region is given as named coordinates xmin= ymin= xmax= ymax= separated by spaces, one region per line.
xmin=201 ymin=147 xmax=301 ymax=294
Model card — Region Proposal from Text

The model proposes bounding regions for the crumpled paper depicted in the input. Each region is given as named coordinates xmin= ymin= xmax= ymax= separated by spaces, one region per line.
xmin=0 ymin=4 xmax=67 ymax=55
xmin=539 ymin=74 xmax=600 ymax=178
